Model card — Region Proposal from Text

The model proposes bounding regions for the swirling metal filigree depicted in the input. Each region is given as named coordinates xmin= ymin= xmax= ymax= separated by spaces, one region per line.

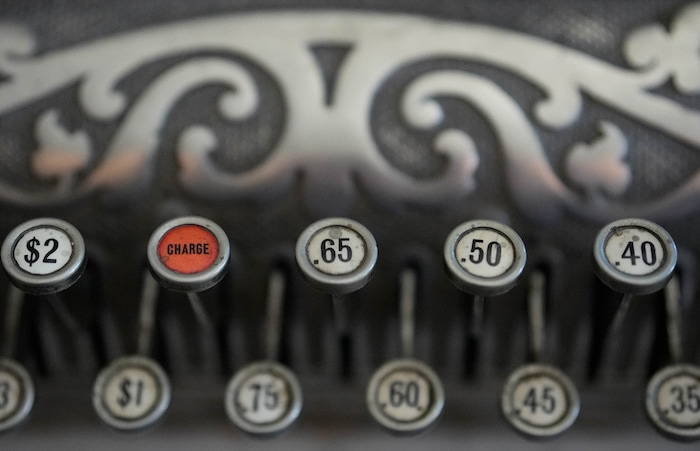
xmin=0 ymin=6 xmax=699 ymax=220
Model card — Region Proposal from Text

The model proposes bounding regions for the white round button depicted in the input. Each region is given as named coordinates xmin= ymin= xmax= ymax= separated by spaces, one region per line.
xmin=1 ymin=218 xmax=86 ymax=295
xmin=0 ymin=358 xmax=34 ymax=433
xmin=366 ymin=359 xmax=444 ymax=435
xmin=93 ymin=356 xmax=171 ymax=431
xmin=500 ymin=364 xmax=580 ymax=438
xmin=147 ymin=216 xmax=230 ymax=292
xmin=224 ymin=361 xmax=302 ymax=437
xmin=295 ymin=218 xmax=378 ymax=295
xmin=593 ymin=218 xmax=677 ymax=295
xmin=444 ymin=220 xmax=527 ymax=297
xmin=645 ymin=364 xmax=700 ymax=441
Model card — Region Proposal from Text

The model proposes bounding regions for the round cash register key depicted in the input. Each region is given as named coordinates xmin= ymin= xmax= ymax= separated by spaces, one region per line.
xmin=0 ymin=358 xmax=34 ymax=432
xmin=645 ymin=364 xmax=700 ymax=441
xmin=366 ymin=359 xmax=444 ymax=435
xmin=500 ymin=363 xmax=580 ymax=438
xmin=593 ymin=218 xmax=677 ymax=295
xmin=1 ymin=218 xmax=86 ymax=295
xmin=295 ymin=218 xmax=378 ymax=295
xmin=224 ymin=361 xmax=302 ymax=437
xmin=147 ymin=216 xmax=230 ymax=292
xmin=92 ymin=355 xmax=171 ymax=431
xmin=444 ymin=220 xmax=526 ymax=297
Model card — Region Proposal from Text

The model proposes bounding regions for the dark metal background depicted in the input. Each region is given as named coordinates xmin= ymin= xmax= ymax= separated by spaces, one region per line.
xmin=0 ymin=1 xmax=699 ymax=448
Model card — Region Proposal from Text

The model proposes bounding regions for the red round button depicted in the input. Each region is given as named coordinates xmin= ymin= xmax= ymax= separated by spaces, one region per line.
xmin=157 ymin=224 xmax=220 ymax=274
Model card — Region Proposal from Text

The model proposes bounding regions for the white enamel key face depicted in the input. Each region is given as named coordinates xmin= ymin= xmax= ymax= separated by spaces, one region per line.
xmin=92 ymin=356 xmax=171 ymax=431
xmin=224 ymin=361 xmax=302 ymax=437
xmin=593 ymin=218 xmax=677 ymax=295
xmin=646 ymin=364 xmax=700 ymax=441
xmin=0 ymin=358 xmax=34 ymax=433
xmin=500 ymin=363 xmax=580 ymax=439
xmin=444 ymin=220 xmax=526 ymax=297
xmin=1 ymin=218 xmax=86 ymax=295
xmin=295 ymin=218 xmax=377 ymax=295
xmin=366 ymin=359 xmax=444 ymax=435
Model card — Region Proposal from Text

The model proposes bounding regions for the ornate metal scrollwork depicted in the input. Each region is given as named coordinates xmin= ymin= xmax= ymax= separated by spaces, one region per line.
xmin=1 ymin=5 xmax=700 ymax=220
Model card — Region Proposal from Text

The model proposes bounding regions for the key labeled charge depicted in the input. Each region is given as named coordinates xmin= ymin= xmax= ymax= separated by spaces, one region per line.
xmin=147 ymin=217 xmax=230 ymax=292
xmin=156 ymin=224 xmax=219 ymax=274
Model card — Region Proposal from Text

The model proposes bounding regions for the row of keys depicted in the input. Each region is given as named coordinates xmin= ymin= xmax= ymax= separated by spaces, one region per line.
xmin=0 ymin=216 xmax=675 ymax=315
xmin=0 ymin=216 xmax=696 ymax=440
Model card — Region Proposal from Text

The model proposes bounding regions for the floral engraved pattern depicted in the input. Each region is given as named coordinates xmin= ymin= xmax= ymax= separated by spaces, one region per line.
xmin=0 ymin=6 xmax=700 ymax=220
xmin=566 ymin=122 xmax=630 ymax=200
xmin=623 ymin=3 xmax=700 ymax=94
xmin=32 ymin=110 xmax=92 ymax=185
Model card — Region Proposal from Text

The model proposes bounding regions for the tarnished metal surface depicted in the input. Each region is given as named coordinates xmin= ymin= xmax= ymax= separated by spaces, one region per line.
xmin=0 ymin=0 xmax=699 ymax=448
